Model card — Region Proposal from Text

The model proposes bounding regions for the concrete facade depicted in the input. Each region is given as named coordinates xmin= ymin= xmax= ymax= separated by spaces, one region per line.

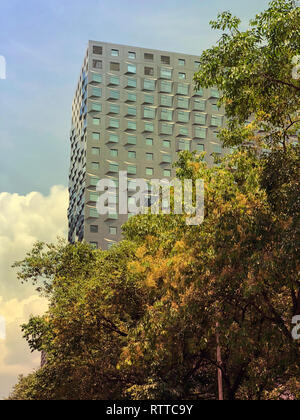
xmin=68 ymin=41 xmax=226 ymax=250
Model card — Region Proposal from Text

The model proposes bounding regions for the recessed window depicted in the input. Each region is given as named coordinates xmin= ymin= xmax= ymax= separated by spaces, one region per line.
xmin=163 ymin=169 xmax=171 ymax=177
xmin=178 ymin=97 xmax=189 ymax=109
xmin=145 ymin=122 xmax=154 ymax=132
xmin=128 ymin=151 xmax=136 ymax=159
xmin=109 ymin=226 xmax=117 ymax=235
xmin=91 ymin=87 xmax=102 ymax=97
xmin=90 ymin=192 xmax=100 ymax=202
xmin=211 ymin=115 xmax=223 ymax=127
xmin=144 ymin=53 xmax=154 ymax=61
xmin=211 ymin=88 xmax=220 ymax=98
xmin=178 ymin=140 xmax=190 ymax=151
xmin=127 ymin=78 xmax=137 ymax=88
xmin=93 ymin=118 xmax=100 ymax=125
xmin=128 ymin=165 xmax=137 ymax=175
xmin=127 ymin=106 xmax=137 ymax=116
xmin=195 ymin=87 xmax=204 ymax=96
xmin=163 ymin=140 xmax=171 ymax=148
xmin=212 ymin=103 xmax=219 ymax=112
xmin=93 ymin=46 xmax=103 ymax=55
xmin=109 ymin=89 xmax=120 ymax=100
xmin=90 ymin=242 xmax=98 ymax=249
xmin=196 ymin=144 xmax=205 ymax=152
xmin=144 ymin=107 xmax=155 ymax=119
xmin=91 ymin=162 xmax=100 ymax=170
xmin=110 ymin=62 xmax=120 ymax=72
xmin=177 ymin=84 xmax=189 ymax=95
xmin=161 ymin=67 xmax=172 ymax=79
xmin=161 ymin=109 xmax=173 ymax=121
xmin=110 ymin=149 xmax=118 ymax=157
xmin=161 ymin=123 xmax=173 ymax=135
xmin=127 ymin=136 xmax=137 ymax=145
xmin=146 ymin=138 xmax=153 ymax=146
xmin=178 ymin=111 xmax=189 ymax=123
xmin=128 ymin=120 xmax=137 ymax=130
xmin=109 ymin=104 xmax=120 ymax=114
xmin=127 ymin=93 xmax=137 ymax=102
xmin=160 ymin=81 xmax=172 ymax=93
xmin=90 ymin=177 xmax=100 ymax=187
xmin=109 ymin=118 xmax=120 ymax=128
xmin=90 ymin=225 xmax=99 ymax=233
xmin=161 ymin=55 xmax=170 ymax=65
xmin=144 ymin=79 xmax=156 ymax=91
xmin=92 ymin=132 xmax=100 ymax=141
xmin=194 ymin=113 xmax=206 ymax=125
xmin=128 ymin=51 xmax=136 ymax=59
xmin=93 ymin=60 xmax=102 ymax=69
xmin=89 ymin=207 xmax=99 ymax=217
xmin=178 ymin=59 xmax=185 ymax=66
xmin=194 ymin=99 xmax=206 ymax=111
xmin=162 ymin=154 xmax=172 ymax=163
xmin=179 ymin=126 xmax=189 ymax=136
xmin=144 ymin=67 xmax=154 ymax=76
xmin=109 ymin=133 xmax=119 ymax=143
xmin=178 ymin=72 xmax=186 ymax=80
xmin=144 ymin=94 xmax=154 ymax=104
xmin=146 ymin=168 xmax=154 ymax=176
xmin=194 ymin=61 xmax=200 ymax=69
xmin=92 ymin=147 xmax=100 ymax=155
xmin=195 ymin=127 xmax=207 ymax=139
xmin=109 ymin=163 xmax=119 ymax=172
xmin=109 ymin=75 xmax=120 ymax=85
xmin=146 ymin=152 xmax=153 ymax=160
xmin=127 ymin=64 xmax=137 ymax=74
xmin=91 ymin=102 xmax=102 ymax=112
xmin=160 ymin=95 xmax=172 ymax=107
xmin=111 ymin=49 xmax=119 ymax=57
xmin=92 ymin=73 xmax=102 ymax=83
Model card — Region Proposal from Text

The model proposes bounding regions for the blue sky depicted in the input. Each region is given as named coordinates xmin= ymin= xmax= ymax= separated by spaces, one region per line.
xmin=0 ymin=0 xmax=271 ymax=195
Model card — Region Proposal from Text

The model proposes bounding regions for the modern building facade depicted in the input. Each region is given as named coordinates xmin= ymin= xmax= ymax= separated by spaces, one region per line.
xmin=68 ymin=41 xmax=227 ymax=250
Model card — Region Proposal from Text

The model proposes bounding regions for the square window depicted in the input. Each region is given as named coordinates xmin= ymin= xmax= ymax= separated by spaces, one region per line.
xmin=109 ymin=89 xmax=120 ymax=99
xmin=195 ymin=113 xmax=206 ymax=125
xmin=178 ymin=97 xmax=189 ymax=109
xmin=178 ymin=140 xmax=190 ymax=151
xmin=160 ymin=95 xmax=172 ymax=107
xmin=178 ymin=111 xmax=189 ymax=123
xmin=127 ymin=78 xmax=137 ymax=88
xmin=178 ymin=72 xmax=186 ymax=80
xmin=161 ymin=56 xmax=170 ymax=65
xmin=162 ymin=154 xmax=172 ymax=163
xmin=212 ymin=104 xmax=219 ymax=112
xmin=194 ymin=99 xmax=206 ymax=111
xmin=127 ymin=64 xmax=137 ymax=74
xmin=194 ymin=61 xmax=200 ymax=69
xmin=163 ymin=169 xmax=171 ymax=177
xmin=211 ymin=88 xmax=220 ymax=98
xmin=161 ymin=123 xmax=173 ymax=135
xmin=93 ymin=46 xmax=103 ymax=55
xmin=179 ymin=126 xmax=189 ymax=136
xmin=128 ymin=151 xmax=136 ymax=159
xmin=178 ymin=59 xmax=185 ymax=66
xmin=90 ymin=242 xmax=98 ymax=249
xmin=145 ymin=67 xmax=154 ymax=76
xmin=161 ymin=67 xmax=172 ymax=79
xmin=146 ymin=152 xmax=153 ymax=160
xmin=93 ymin=60 xmax=102 ymax=69
xmin=109 ymin=163 xmax=119 ymax=172
xmin=109 ymin=226 xmax=117 ymax=235
xmin=110 ymin=62 xmax=120 ymax=72
xmin=128 ymin=121 xmax=137 ymax=130
xmin=144 ymin=107 xmax=155 ymax=119
xmin=128 ymin=51 xmax=136 ymax=59
xmin=146 ymin=168 xmax=154 ymax=176
xmin=127 ymin=106 xmax=137 ymax=116
xmin=145 ymin=122 xmax=154 ymax=132
xmin=163 ymin=140 xmax=171 ymax=148
xmin=196 ymin=144 xmax=205 ymax=152
xmin=144 ymin=79 xmax=156 ymax=91
xmin=110 ymin=149 xmax=118 ymax=157
xmin=91 ymin=102 xmax=102 ymax=112
xmin=161 ymin=109 xmax=173 ymax=121
xmin=144 ymin=94 xmax=154 ymax=104
xmin=109 ymin=133 xmax=119 ymax=143
xmin=195 ymin=127 xmax=207 ymax=139
xmin=109 ymin=118 xmax=120 ymax=128
xmin=160 ymin=81 xmax=172 ymax=93
xmin=92 ymin=147 xmax=100 ymax=155
xmin=128 ymin=93 xmax=137 ymax=102
xmin=90 ymin=225 xmax=98 ymax=233
xmin=91 ymin=162 xmax=100 ymax=170
xmin=92 ymin=132 xmax=100 ymax=141
xmin=146 ymin=138 xmax=153 ymax=146
xmin=127 ymin=136 xmax=137 ymax=145
xmin=92 ymin=73 xmax=102 ymax=83
xmin=91 ymin=87 xmax=102 ymax=97
xmin=111 ymin=49 xmax=119 ymax=57
xmin=144 ymin=53 xmax=154 ymax=61
xmin=93 ymin=118 xmax=100 ymax=125
xmin=128 ymin=165 xmax=137 ymax=175
xmin=109 ymin=104 xmax=120 ymax=114
xmin=109 ymin=75 xmax=120 ymax=85
xmin=177 ymin=84 xmax=189 ymax=95
xmin=89 ymin=207 xmax=99 ymax=217
xmin=211 ymin=115 xmax=223 ymax=127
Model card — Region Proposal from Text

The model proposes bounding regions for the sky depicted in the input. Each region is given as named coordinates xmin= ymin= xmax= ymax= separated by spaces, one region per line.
xmin=0 ymin=0 xmax=271 ymax=399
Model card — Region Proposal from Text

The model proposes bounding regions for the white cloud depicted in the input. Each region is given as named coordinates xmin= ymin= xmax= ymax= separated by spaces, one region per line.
xmin=0 ymin=186 xmax=68 ymax=399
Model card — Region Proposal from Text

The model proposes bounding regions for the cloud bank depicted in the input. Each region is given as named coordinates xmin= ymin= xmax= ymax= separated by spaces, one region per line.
xmin=0 ymin=186 xmax=68 ymax=398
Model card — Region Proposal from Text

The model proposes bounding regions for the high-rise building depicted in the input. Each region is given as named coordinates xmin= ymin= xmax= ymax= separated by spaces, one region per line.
xmin=68 ymin=41 xmax=226 ymax=250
